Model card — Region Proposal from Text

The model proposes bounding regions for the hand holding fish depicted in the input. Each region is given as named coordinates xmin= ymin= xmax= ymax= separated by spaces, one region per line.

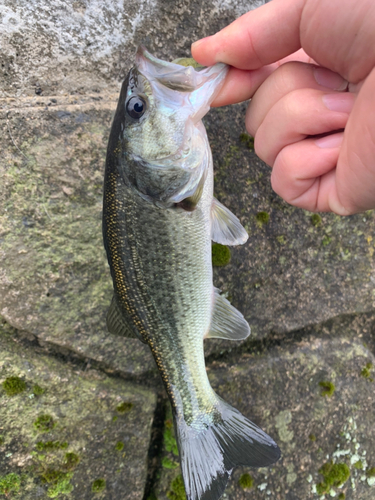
xmin=192 ymin=0 xmax=375 ymax=215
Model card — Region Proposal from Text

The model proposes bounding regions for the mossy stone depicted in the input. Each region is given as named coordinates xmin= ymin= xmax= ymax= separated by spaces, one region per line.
xmin=311 ymin=214 xmax=322 ymax=227
xmin=64 ymin=452 xmax=80 ymax=470
xmin=317 ymin=462 xmax=350 ymax=494
xmin=0 ymin=473 xmax=21 ymax=496
xmin=162 ymin=457 xmax=179 ymax=469
xmin=117 ymin=401 xmax=133 ymax=413
xmin=2 ymin=376 xmax=27 ymax=396
xmin=115 ymin=441 xmax=124 ymax=451
xmin=33 ymin=414 xmax=56 ymax=433
xmin=239 ymin=472 xmax=254 ymax=489
xmin=92 ymin=478 xmax=106 ymax=493
xmin=239 ymin=133 xmax=254 ymax=150
xmin=167 ymin=475 xmax=186 ymax=500
xmin=256 ymin=211 xmax=270 ymax=227
xmin=319 ymin=380 xmax=335 ymax=397
xmin=212 ymin=243 xmax=231 ymax=267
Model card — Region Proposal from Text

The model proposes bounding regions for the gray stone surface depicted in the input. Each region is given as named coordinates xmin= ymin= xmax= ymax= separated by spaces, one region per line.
xmin=0 ymin=320 xmax=156 ymax=499
xmin=155 ymin=314 xmax=375 ymax=500
xmin=0 ymin=0 xmax=265 ymax=98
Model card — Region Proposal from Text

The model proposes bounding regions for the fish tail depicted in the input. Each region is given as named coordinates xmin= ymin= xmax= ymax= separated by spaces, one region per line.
xmin=174 ymin=398 xmax=280 ymax=500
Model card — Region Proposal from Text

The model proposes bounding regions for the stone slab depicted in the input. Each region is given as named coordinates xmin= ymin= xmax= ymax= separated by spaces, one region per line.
xmin=0 ymin=321 xmax=157 ymax=499
xmin=154 ymin=313 xmax=375 ymax=499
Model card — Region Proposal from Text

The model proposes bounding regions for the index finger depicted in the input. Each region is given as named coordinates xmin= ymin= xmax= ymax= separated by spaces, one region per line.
xmin=192 ymin=0 xmax=304 ymax=69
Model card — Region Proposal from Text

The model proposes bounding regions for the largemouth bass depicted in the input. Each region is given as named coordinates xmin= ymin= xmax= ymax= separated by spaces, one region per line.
xmin=103 ymin=46 xmax=280 ymax=500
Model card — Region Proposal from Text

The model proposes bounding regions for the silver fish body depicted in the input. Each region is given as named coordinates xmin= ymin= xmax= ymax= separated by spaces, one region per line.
xmin=103 ymin=47 xmax=280 ymax=500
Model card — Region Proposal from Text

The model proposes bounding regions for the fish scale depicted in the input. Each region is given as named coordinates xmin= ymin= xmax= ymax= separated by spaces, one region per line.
xmin=103 ymin=46 xmax=280 ymax=500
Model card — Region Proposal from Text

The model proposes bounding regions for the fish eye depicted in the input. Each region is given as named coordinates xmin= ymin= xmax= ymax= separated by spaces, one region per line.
xmin=126 ymin=96 xmax=147 ymax=120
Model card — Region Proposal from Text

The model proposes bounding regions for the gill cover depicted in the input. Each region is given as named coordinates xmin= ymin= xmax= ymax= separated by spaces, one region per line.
xmin=115 ymin=47 xmax=228 ymax=207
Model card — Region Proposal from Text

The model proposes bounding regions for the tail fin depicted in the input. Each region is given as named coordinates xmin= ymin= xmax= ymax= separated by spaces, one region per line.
xmin=175 ymin=399 xmax=280 ymax=500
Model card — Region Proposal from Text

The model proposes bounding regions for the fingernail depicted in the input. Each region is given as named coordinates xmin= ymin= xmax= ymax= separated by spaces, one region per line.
xmin=192 ymin=36 xmax=211 ymax=50
xmin=315 ymin=132 xmax=344 ymax=149
xmin=314 ymin=67 xmax=348 ymax=91
xmin=323 ymin=93 xmax=354 ymax=113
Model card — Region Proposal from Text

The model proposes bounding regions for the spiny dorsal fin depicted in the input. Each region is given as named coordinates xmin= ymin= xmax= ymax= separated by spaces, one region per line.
xmin=106 ymin=294 xmax=147 ymax=344
xmin=211 ymin=198 xmax=248 ymax=245
xmin=205 ymin=288 xmax=250 ymax=341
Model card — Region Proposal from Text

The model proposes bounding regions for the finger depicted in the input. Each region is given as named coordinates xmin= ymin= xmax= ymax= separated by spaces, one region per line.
xmin=271 ymin=133 xmax=343 ymax=212
xmin=252 ymin=89 xmax=355 ymax=166
xmin=246 ymin=61 xmax=348 ymax=133
xmin=211 ymin=50 xmax=316 ymax=107
xmin=191 ymin=0 xmax=304 ymax=69
xmin=335 ymin=66 xmax=375 ymax=213
xmin=192 ymin=0 xmax=375 ymax=83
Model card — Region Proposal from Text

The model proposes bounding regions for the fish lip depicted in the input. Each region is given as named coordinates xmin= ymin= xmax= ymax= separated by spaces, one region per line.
xmin=135 ymin=45 xmax=228 ymax=96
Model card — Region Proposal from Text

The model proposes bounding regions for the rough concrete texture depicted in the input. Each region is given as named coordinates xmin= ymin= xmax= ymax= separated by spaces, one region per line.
xmin=1 ymin=0 xmax=375 ymax=499
xmin=0 ymin=320 xmax=156 ymax=499
xmin=0 ymin=0 xmax=265 ymax=98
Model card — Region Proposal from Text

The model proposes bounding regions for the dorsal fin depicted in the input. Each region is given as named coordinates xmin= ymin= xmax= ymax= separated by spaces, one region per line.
xmin=106 ymin=294 xmax=147 ymax=344
xmin=205 ymin=288 xmax=250 ymax=341
xmin=211 ymin=198 xmax=248 ymax=246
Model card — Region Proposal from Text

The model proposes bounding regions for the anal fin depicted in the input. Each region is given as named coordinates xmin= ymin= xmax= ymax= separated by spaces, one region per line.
xmin=106 ymin=294 xmax=147 ymax=344
xmin=211 ymin=198 xmax=248 ymax=246
xmin=205 ymin=288 xmax=250 ymax=341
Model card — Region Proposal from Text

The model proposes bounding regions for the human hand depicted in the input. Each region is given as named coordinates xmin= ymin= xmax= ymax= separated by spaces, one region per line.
xmin=191 ymin=0 xmax=375 ymax=214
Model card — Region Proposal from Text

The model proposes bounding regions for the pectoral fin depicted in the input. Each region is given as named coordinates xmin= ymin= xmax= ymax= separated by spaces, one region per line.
xmin=211 ymin=198 xmax=248 ymax=245
xmin=205 ymin=288 xmax=250 ymax=341
xmin=106 ymin=294 xmax=147 ymax=344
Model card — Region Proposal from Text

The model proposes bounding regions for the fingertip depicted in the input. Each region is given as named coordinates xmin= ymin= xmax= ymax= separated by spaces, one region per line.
xmin=191 ymin=36 xmax=217 ymax=66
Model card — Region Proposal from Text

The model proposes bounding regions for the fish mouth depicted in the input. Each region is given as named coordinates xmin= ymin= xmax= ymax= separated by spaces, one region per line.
xmin=134 ymin=46 xmax=227 ymax=164
xmin=135 ymin=46 xmax=228 ymax=124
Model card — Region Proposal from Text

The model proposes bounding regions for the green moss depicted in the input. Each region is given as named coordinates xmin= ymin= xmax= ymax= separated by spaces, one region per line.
xmin=32 ymin=384 xmax=45 ymax=396
xmin=64 ymin=452 xmax=80 ymax=470
xmin=354 ymin=460 xmax=363 ymax=470
xmin=319 ymin=381 xmax=335 ymax=397
xmin=41 ymin=469 xmax=69 ymax=484
xmin=211 ymin=243 xmax=231 ymax=267
xmin=276 ymin=235 xmax=286 ymax=245
xmin=167 ymin=475 xmax=186 ymax=500
xmin=162 ymin=457 xmax=179 ymax=469
xmin=2 ymin=376 xmax=27 ymax=396
xmin=47 ymin=478 xmax=73 ymax=498
xmin=0 ymin=436 xmax=4 ymax=446
xmin=92 ymin=478 xmax=106 ymax=493
xmin=322 ymin=235 xmax=332 ymax=246
xmin=338 ymin=494 xmax=345 ymax=500
xmin=116 ymin=402 xmax=133 ymax=413
xmin=309 ymin=434 xmax=316 ymax=442
xmin=164 ymin=428 xmax=179 ymax=456
xmin=0 ymin=473 xmax=21 ymax=496
xmin=317 ymin=462 xmax=350 ymax=495
xmin=115 ymin=441 xmax=124 ymax=451
xmin=256 ymin=211 xmax=270 ymax=228
xmin=146 ymin=492 xmax=158 ymax=500
xmin=173 ymin=57 xmax=204 ymax=69
xmin=34 ymin=414 xmax=56 ymax=433
xmin=366 ymin=467 xmax=375 ymax=477
xmin=239 ymin=473 xmax=254 ymax=489
xmin=311 ymin=214 xmax=322 ymax=227
xmin=36 ymin=441 xmax=68 ymax=451
xmin=361 ymin=362 xmax=373 ymax=380
xmin=316 ymin=481 xmax=329 ymax=495
xmin=239 ymin=133 xmax=254 ymax=150
xmin=112 ymin=416 xmax=118 ymax=422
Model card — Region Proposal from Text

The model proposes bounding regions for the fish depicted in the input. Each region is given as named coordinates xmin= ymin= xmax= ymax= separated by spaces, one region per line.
xmin=102 ymin=46 xmax=281 ymax=500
